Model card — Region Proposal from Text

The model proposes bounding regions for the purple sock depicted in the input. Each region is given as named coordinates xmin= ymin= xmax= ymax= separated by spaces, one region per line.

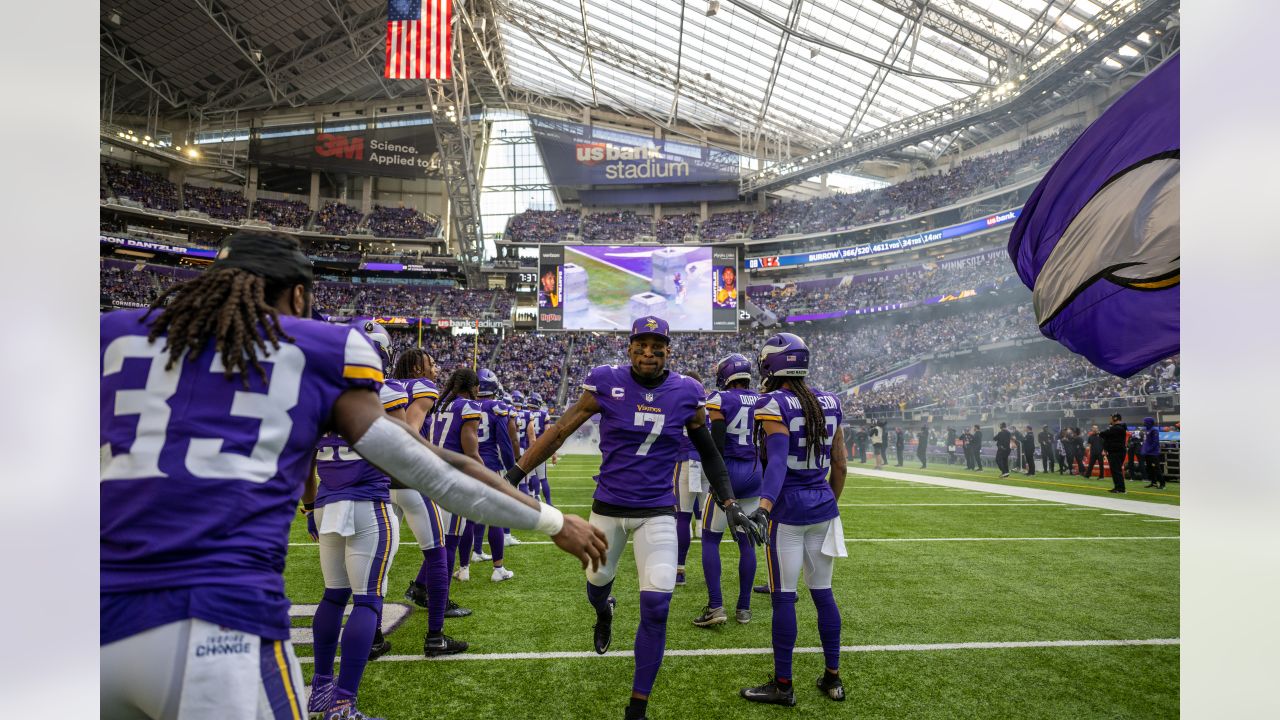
xmin=414 ymin=548 xmax=430 ymax=586
xmin=445 ymin=533 xmax=460 ymax=576
xmin=424 ymin=546 xmax=449 ymax=633
xmin=701 ymin=530 xmax=724 ymax=608
xmin=472 ymin=524 xmax=486 ymax=554
xmin=634 ymin=591 xmax=671 ymax=696
xmin=334 ymin=596 xmax=379 ymax=697
xmin=311 ymin=588 xmax=350 ymax=678
xmin=771 ymin=591 xmax=798 ymax=681
xmin=457 ymin=525 xmax=473 ymax=568
xmin=810 ymin=588 xmax=842 ymax=671
xmin=675 ymin=511 xmax=693 ymax=567
xmin=488 ymin=525 xmax=505 ymax=564
xmin=539 ymin=478 xmax=553 ymax=505
xmin=586 ymin=579 xmax=614 ymax=615
xmin=735 ymin=531 xmax=757 ymax=611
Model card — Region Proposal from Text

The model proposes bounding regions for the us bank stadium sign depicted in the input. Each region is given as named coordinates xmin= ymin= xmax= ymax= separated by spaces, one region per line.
xmin=744 ymin=209 xmax=1021 ymax=270
xmin=529 ymin=115 xmax=739 ymax=186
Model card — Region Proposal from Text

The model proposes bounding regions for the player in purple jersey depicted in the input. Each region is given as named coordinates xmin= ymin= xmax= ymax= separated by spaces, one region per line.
xmin=430 ymin=368 xmax=518 ymax=583
xmin=693 ymin=354 xmax=765 ymax=628
xmin=307 ymin=321 xmax=410 ymax=716
xmin=470 ymin=368 xmax=520 ymax=580
xmin=739 ymin=333 xmax=848 ymax=707
xmin=101 ymin=232 xmax=606 ymax=720
xmin=470 ymin=380 xmax=521 ymax=563
xmin=525 ymin=392 xmax=558 ymax=505
xmin=503 ymin=316 xmax=763 ymax=720
xmin=673 ymin=371 xmax=707 ymax=586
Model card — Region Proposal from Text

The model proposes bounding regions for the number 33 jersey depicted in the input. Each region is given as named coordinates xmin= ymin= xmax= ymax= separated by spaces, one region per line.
xmin=582 ymin=365 xmax=705 ymax=509
xmin=752 ymin=388 xmax=844 ymax=525
xmin=100 ymin=309 xmax=385 ymax=603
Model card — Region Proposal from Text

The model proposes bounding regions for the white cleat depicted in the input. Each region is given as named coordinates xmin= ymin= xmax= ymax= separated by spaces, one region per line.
xmin=453 ymin=566 xmax=470 ymax=582
xmin=491 ymin=566 xmax=515 ymax=583
xmin=504 ymin=534 xmax=522 ymax=546
xmin=470 ymin=551 xmax=492 ymax=563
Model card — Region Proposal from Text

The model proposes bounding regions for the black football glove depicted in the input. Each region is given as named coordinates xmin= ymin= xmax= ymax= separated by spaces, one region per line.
xmin=724 ymin=501 xmax=765 ymax=546
xmin=747 ymin=506 xmax=771 ymax=545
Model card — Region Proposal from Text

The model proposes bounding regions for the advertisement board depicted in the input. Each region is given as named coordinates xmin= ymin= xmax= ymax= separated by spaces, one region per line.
xmin=744 ymin=209 xmax=1021 ymax=270
xmin=529 ymin=115 xmax=740 ymax=186
xmin=248 ymin=120 xmax=437 ymax=180
xmin=538 ymin=244 xmax=738 ymax=332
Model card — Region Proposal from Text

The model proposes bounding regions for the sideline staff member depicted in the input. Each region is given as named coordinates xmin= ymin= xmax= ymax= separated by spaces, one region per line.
xmin=1099 ymin=414 xmax=1129 ymax=494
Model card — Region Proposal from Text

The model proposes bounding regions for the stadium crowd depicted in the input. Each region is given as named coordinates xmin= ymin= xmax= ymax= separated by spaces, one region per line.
xmin=366 ymin=205 xmax=439 ymax=238
xmin=102 ymin=164 xmax=179 ymax=212
xmin=580 ymin=210 xmax=653 ymax=243
xmin=251 ymin=198 xmax=312 ymax=228
xmin=316 ymin=202 xmax=365 ymax=235
xmin=182 ymin=184 xmax=248 ymax=221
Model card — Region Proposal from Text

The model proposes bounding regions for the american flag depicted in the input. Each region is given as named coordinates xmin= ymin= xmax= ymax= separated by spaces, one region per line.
xmin=385 ymin=0 xmax=451 ymax=80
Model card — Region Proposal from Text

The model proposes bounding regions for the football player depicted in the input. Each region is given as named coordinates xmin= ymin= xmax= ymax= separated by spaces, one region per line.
xmin=101 ymin=231 xmax=605 ymax=720
xmin=504 ymin=316 xmax=763 ymax=720
xmin=692 ymin=354 xmax=763 ymax=627
xmin=525 ymin=392 xmax=557 ymax=505
xmin=473 ymin=369 xmax=519 ymax=582
xmin=673 ymin=371 xmax=707 ymax=586
xmin=307 ymin=321 xmax=409 ymax=716
xmin=389 ymin=348 xmax=472 ymax=656
xmin=740 ymin=333 xmax=848 ymax=707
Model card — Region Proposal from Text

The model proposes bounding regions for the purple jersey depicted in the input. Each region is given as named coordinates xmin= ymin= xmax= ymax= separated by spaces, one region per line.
xmin=314 ymin=381 xmax=408 ymax=506
xmin=707 ymin=388 xmax=765 ymax=497
xmin=514 ymin=408 xmax=530 ymax=451
xmin=753 ymin=388 xmax=844 ymax=525
xmin=100 ymin=308 xmax=384 ymax=644
xmin=582 ymin=365 xmax=706 ymax=509
xmin=525 ymin=407 xmax=549 ymax=448
xmin=428 ymin=397 xmax=482 ymax=453
xmin=476 ymin=398 xmax=514 ymax=472
xmin=404 ymin=377 xmax=439 ymax=437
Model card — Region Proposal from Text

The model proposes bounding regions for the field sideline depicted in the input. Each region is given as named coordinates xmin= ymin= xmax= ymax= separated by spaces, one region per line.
xmin=284 ymin=455 xmax=1179 ymax=719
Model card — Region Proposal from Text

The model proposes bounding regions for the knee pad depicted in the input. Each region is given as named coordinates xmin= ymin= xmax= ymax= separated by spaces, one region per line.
xmin=646 ymin=562 xmax=677 ymax=593
xmin=586 ymin=562 xmax=618 ymax=587
xmin=321 ymin=587 xmax=352 ymax=607
xmin=352 ymin=594 xmax=384 ymax=614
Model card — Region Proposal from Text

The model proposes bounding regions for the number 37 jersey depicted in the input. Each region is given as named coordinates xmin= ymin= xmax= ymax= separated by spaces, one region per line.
xmin=582 ymin=365 xmax=705 ymax=509
xmin=100 ymin=308 xmax=385 ymax=598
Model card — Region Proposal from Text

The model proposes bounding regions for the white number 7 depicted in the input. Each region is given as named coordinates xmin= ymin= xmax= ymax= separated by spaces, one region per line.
xmin=633 ymin=412 xmax=665 ymax=456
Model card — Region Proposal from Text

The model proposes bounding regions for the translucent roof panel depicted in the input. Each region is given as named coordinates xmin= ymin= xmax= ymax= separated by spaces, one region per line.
xmin=494 ymin=0 xmax=1119 ymax=150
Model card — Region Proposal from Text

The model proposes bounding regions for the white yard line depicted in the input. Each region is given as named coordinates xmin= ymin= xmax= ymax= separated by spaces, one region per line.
xmin=296 ymin=637 xmax=1179 ymax=664
xmin=287 ymin=535 xmax=1179 ymax=548
xmin=852 ymin=468 xmax=1180 ymax=519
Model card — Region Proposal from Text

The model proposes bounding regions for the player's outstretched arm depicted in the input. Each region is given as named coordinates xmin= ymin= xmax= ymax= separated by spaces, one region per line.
xmin=829 ymin=427 xmax=847 ymax=501
xmin=333 ymin=388 xmax=607 ymax=570
xmin=506 ymin=390 xmax=599 ymax=486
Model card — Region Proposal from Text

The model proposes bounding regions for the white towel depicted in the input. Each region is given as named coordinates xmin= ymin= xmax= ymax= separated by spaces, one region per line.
xmin=317 ymin=500 xmax=357 ymax=537
xmin=821 ymin=516 xmax=848 ymax=558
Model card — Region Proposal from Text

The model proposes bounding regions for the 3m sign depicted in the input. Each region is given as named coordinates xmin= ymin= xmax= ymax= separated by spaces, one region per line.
xmin=315 ymin=133 xmax=365 ymax=160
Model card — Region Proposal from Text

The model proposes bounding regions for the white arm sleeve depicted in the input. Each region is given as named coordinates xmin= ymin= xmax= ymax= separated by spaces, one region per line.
xmin=354 ymin=416 xmax=563 ymax=535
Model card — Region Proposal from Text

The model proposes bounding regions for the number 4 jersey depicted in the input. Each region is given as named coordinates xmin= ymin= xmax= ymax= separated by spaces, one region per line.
xmin=752 ymin=388 xmax=843 ymax=525
xmin=100 ymin=308 xmax=385 ymax=644
xmin=582 ymin=365 xmax=705 ymax=510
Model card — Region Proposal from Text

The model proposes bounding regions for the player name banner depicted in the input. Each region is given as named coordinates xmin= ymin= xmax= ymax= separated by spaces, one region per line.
xmin=845 ymin=361 xmax=927 ymax=397
xmin=537 ymin=244 xmax=739 ymax=332
xmin=248 ymin=120 xmax=437 ymax=180
xmin=101 ymin=234 xmax=218 ymax=258
xmin=745 ymin=209 xmax=1021 ymax=270
xmin=529 ymin=115 xmax=740 ymax=186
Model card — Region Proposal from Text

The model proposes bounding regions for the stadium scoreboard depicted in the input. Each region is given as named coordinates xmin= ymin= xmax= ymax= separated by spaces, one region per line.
xmin=537 ymin=244 xmax=739 ymax=332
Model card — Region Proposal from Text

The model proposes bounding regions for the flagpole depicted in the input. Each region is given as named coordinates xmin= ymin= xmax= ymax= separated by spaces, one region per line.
xmin=473 ymin=320 xmax=479 ymax=371
xmin=418 ymin=317 xmax=423 ymax=348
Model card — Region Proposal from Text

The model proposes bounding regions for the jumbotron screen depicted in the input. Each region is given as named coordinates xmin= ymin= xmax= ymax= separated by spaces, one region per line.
xmin=537 ymin=245 xmax=739 ymax=332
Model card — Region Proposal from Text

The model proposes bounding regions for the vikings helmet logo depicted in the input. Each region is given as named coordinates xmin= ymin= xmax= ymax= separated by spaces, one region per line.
xmin=644 ymin=318 xmax=659 ymax=331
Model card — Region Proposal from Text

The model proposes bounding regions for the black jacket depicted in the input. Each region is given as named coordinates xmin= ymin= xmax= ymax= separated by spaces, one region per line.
xmin=1099 ymin=423 xmax=1128 ymax=453
xmin=994 ymin=429 xmax=1012 ymax=450
xmin=1087 ymin=432 xmax=1103 ymax=452
xmin=1038 ymin=430 xmax=1053 ymax=446
xmin=973 ymin=429 xmax=984 ymax=446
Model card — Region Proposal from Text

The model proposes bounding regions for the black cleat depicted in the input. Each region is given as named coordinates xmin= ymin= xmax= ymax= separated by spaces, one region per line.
xmin=816 ymin=673 xmax=845 ymax=701
xmin=404 ymin=580 xmax=428 ymax=608
xmin=753 ymin=584 xmax=770 ymax=594
xmin=593 ymin=596 xmax=616 ymax=654
xmin=368 ymin=635 xmax=391 ymax=661
xmin=444 ymin=600 xmax=473 ymax=618
xmin=741 ymin=678 xmax=796 ymax=706
xmin=423 ymin=632 xmax=468 ymax=656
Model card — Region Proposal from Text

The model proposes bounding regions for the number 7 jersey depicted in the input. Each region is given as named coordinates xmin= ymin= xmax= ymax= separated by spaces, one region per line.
xmin=582 ymin=365 xmax=705 ymax=509
xmin=100 ymin=308 xmax=385 ymax=605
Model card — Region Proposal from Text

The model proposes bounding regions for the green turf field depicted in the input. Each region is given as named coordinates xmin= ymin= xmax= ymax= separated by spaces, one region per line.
xmin=566 ymin=247 xmax=651 ymax=314
xmin=285 ymin=455 xmax=1179 ymax=719
xmin=868 ymin=461 xmax=1181 ymax=505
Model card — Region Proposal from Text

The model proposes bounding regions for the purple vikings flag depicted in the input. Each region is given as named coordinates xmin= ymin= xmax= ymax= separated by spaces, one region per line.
xmin=1008 ymin=53 xmax=1179 ymax=378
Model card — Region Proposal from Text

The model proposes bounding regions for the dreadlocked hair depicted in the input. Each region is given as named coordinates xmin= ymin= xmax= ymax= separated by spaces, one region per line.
xmin=393 ymin=347 xmax=426 ymax=380
xmin=144 ymin=266 xmax=294 ymax=386
xmin=755 ymin=375 xmax=828 ymax=466
xmin=433 ymin=367 xmax=480 ymax=416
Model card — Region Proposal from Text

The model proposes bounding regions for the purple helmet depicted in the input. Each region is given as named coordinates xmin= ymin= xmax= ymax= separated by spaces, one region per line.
xmin=526 ymin=392 xmax=543 ymax=408
xmin=477 ymin=368 xmax=500 ymax=397
xmin=510 ymin=390 xmax=525 ymax=406
xmin=758 ymin=333 xmax=810 ymax=379
xmin=715 ymin=353 xmax=753 ymax=390
xmin=358 ymin=319 xmax=391 ymax=371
